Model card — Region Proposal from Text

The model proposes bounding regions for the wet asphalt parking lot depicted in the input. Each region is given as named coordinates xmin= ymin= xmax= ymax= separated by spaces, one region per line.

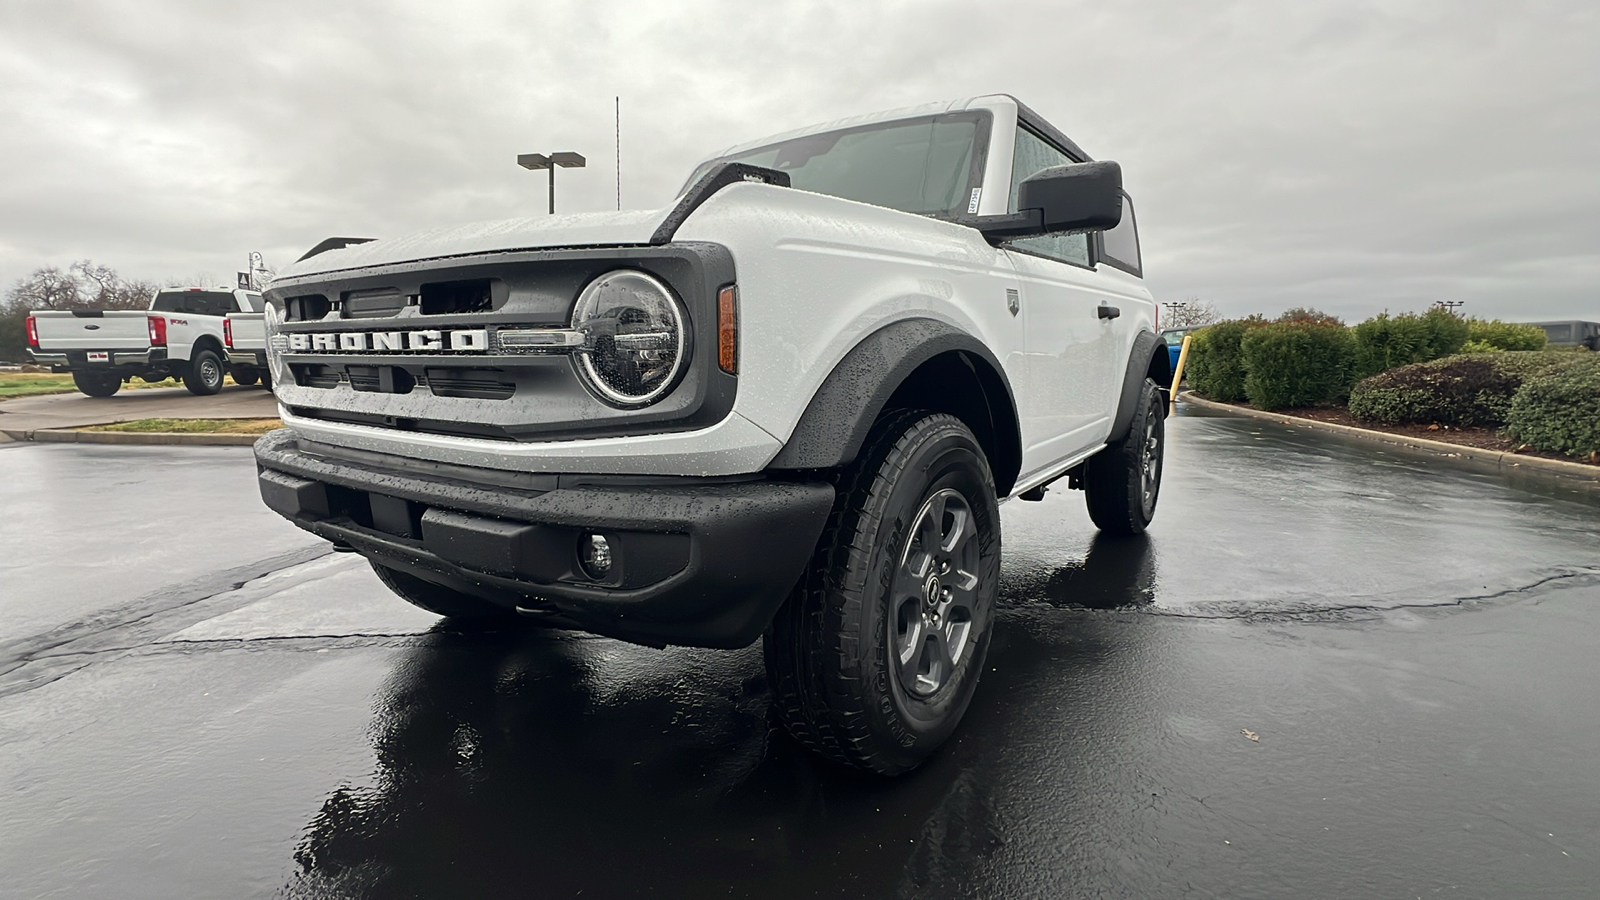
xmin=2 ymin=406 xmax=1598 ymax=899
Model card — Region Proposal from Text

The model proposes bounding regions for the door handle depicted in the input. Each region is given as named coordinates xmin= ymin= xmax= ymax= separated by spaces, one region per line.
xmin=1098 ymin=305 xmax=1121 ymax=320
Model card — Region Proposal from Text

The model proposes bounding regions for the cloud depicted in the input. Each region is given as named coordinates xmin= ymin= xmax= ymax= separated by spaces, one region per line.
xmin=0 ymin=0 xmax=1595 ymax=322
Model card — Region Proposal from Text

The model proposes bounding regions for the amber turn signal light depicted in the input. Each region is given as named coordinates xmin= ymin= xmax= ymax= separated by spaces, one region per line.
xmin=717 ymin=284 xmax=737 ymax=374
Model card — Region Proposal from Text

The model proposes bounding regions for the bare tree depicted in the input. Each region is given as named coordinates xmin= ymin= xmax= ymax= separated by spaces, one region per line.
xmin=1161 ymin=297 xmax=1222 ymax=329
xmin=2 ymin=261 xmax=156 ymax=314
xmin=71 ymin=260 xmax=153 ymax=309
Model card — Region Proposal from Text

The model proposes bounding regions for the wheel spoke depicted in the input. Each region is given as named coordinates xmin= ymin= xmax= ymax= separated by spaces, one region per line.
xmin=944 ymin=569 xmax=979 ymax=618
xmin=917 ymin=492 xmax=947 ymax=557
xmin=940 ymin=505 xmax=970 ymax=554
xmin=915 ymin=629 xmax=956 ymax=694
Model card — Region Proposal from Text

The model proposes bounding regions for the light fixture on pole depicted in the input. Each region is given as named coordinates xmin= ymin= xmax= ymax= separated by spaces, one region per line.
xmin=517 ymin=151 xmax=586 ymax=214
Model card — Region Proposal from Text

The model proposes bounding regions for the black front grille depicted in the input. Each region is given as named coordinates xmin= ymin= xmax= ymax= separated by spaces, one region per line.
xmin=286 ymin=295 xmax=331 ymax=322
xmin=292 ymin=364 xmax=341 ymax=389
xmin=421 ymin=279 xmax=497 ymax=315
xmin=347 ymin=365 xmax=416 ymax=394
xmin=343 ymin=290 xmax=407 ymax=319
xmin=426 ymin=367 xmax=514 ymax=400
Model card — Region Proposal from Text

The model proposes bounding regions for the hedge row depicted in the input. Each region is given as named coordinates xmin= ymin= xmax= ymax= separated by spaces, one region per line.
xmin=1349 ymin=352 xmax=1600 ymax=457
xmin=1186 ymin=311 xmax=1551 ymax=411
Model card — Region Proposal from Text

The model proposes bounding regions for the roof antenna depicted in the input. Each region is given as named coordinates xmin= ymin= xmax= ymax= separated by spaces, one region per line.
xmin=615 ymin=96 xmax=621 ymax=211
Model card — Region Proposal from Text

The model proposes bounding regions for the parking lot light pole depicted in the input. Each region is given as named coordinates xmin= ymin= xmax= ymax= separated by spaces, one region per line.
xmin=517 ymin=151 xmax=586 ymax=214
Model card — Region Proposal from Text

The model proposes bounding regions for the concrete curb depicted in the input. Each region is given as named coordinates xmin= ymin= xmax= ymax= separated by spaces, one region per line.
xmin=1181 ymin=391 xmax=1600 ymax=484
xmin=8 ymin=428 xmax=260 ymax=447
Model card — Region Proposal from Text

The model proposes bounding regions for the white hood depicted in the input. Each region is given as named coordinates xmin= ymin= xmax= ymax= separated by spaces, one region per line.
xmin=278 ymin=208 xmax=669 ymax=279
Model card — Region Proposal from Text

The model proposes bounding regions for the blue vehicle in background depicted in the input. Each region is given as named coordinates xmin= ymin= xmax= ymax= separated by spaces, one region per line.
xmin=1159 ymin=326 xmax=1202 ymax=379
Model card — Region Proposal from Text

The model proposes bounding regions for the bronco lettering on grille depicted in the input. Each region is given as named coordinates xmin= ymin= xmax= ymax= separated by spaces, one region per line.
xmin=285 ymin=329 xmax=490 ymax=353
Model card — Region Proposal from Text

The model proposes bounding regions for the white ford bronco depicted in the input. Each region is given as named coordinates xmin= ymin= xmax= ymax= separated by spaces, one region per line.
xmin=253 ymin=95 xmax=1170 ymax=774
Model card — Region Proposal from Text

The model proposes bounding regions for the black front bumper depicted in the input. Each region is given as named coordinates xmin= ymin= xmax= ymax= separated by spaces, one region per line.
xmin=253 ymin=429 xmax=834 ymax=649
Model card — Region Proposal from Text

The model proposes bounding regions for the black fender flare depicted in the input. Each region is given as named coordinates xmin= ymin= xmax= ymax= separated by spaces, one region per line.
xmin=767 ymin=319 xmax=1022 ymax=489
xmin=1109 ymin=330 xmax=1170 ymax=443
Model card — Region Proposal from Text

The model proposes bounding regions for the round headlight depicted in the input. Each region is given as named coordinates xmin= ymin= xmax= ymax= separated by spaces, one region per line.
xmin=571 ymin=270 xmax=688 ymax=406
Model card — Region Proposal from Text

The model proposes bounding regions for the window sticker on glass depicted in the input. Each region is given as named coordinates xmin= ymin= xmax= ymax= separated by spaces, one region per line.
xmin=967 ymin=188 xmax=982 ymax=215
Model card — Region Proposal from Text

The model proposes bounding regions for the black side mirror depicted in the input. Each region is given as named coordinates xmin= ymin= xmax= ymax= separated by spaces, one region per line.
xmin=969 ymin=160 xmax=1124 ymax=244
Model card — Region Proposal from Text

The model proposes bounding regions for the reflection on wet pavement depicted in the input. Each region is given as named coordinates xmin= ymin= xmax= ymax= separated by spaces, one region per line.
xmin=3 ymin=414 xmax=1599 ymax=898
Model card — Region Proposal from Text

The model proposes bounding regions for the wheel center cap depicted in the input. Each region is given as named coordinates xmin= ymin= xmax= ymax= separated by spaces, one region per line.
xmin=924 ymin=574 xmax=942 ymax=607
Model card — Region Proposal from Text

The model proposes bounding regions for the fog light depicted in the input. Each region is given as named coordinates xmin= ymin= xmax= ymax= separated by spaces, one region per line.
xmin=578 ymin=533 xmax=613 ymax=580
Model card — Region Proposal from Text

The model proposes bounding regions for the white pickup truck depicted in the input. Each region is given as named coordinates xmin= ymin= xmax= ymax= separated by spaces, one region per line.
xmin=27 ymin=287 xmax=269 ymax=396
xmin=253 ymin=95 xmax=1170 ymax=774
xmin=224 ymin=311 xmax=271 ymax=388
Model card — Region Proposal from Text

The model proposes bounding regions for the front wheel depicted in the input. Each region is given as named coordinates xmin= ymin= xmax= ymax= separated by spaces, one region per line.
xmin=1084 ymin=377 xmax=1166 ymax=536
xmin=72 ymin=371 xmax=121 ymax=397
xmin=231 ymin=368 xmax=259 ymax=386
xmin=183 ymin=349 xmax=225 ymax=395
xmin=765 ymin=411 xmax=1000 ymax=775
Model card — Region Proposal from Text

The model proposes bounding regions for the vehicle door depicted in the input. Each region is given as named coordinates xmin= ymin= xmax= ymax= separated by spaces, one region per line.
xmin=1000 ymin=125 xmax=1128 ymax=468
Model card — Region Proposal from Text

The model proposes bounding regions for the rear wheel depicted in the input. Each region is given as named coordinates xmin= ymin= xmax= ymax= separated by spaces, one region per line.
xmin=764 ymin=411 xmax=1000 ymax=775
xmin=72 ymin=371 xmax=121 ymax=398
xmin=183 ymin=349 xmax=224 ymax=395
xmin=369 ymin=560 xmax=522 ymax=624
xmin=1084 ymin=378 xmax=1165 ymax=535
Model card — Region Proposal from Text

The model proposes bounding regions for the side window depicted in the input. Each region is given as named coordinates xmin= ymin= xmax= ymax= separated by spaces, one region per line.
xmin=1006 ymin=127 xmax=1089 ymax=267
xmin=1098 ymin=195 xmax=1142 ymax=276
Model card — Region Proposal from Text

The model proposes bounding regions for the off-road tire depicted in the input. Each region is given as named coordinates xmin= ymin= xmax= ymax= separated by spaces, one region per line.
xmin=184 ymin=349 xmax=225 ymax=396
xmin=1084 ymin=377 xmax=1165 ymax=536
xmin=231 ymin=368 xmax=259 ymax=386
xmin=764 ymin=411 xmax=1000 ymax=775
xmin=72 ymin=371 xmax=122 ymax=398
xmin=370 ymin=559 xmax=521 ymax=624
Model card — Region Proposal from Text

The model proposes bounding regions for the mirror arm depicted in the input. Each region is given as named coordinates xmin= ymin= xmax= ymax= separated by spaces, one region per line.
xmin=965 ymin=209 xmax=1045 ymax=245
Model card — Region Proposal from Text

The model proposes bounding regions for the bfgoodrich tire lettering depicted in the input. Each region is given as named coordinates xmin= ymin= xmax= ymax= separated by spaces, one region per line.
xmin=1084 ymin=377 xmax=1165 ymax=536
xmin=764 ymin=410 xmax=999 ymax=775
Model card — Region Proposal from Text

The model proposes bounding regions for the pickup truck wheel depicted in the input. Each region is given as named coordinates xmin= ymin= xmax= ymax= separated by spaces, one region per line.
xmin=764 ymin=411 xmax=999 ymax=775
xmin=369 ymin=560 xmax=520 ymax=624
xmin=232 ymin=368 xmax=259 ymax=386
xmin=260 ymin=370 xmax=273 ymax=390
xmin=184 ymin=349 xmax=225 ymax=395
xmin=1084 ymin=377 xmax=1165 ymax=536
xmin=72 ymin=371 xmax=122 ymax=397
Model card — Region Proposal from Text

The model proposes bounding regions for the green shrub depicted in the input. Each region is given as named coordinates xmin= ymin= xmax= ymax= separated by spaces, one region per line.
xmin=1465 ymin=318 xmax=1547 ymax=352
xmin=1275 ymin=307 xmax=1344 ymax=326
xmin=1505 ymin=365 xmax=1600 ymax=458
xmin=1185 ymin=318 xmax=1261 ymax=402
xmin=1351 ymin=308 xmax=1471 ymax=379
xmin=1460 ymin=340 xmax=1502 ymax=353
xmin=1348 ymin=356 xmax=1521 ymax=426
xmin=1239 ymin=322 xmax=1356 ymax=410
xmin=1348 ymin=351 xmax=1598 ymax=427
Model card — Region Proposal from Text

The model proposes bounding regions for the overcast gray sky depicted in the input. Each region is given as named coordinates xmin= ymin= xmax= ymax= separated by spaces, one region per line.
xmin=1 ymin=0 xmax=1594 ymax=322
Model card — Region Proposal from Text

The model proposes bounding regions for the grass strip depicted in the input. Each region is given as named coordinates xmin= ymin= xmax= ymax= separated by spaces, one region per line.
xmin=0 ymin=371 xmax=247 ymax=400
xmin=78 ymin=418 xmax=283 ymax=435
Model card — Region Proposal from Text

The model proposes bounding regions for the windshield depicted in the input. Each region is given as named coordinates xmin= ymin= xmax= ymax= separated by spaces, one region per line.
xmin=684 ymin=111 xmax=990 ymax=218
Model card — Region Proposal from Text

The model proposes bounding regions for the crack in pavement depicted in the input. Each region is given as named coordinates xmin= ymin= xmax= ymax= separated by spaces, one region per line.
xmin=0 ymin=545 xmax=335 ymax=699
xmin=1143 ymin=567 xmax=1600 ymax=623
